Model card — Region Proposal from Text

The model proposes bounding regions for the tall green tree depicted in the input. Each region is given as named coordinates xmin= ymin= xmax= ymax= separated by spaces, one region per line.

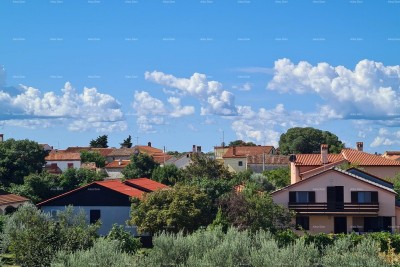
xmin=228 ymin=140 xmax=257 ymax=147
xmin=278 ymin=127 xmax=344 ymax=155
xmin=120 ymin=135 xmax=133 ymax=148
xmin=0 ymin=139 xmax=47 ymax=185
xmin=122 ymin=153 xmax=159 ymax=178
xmin=263 ymin=167 xmax=290 ymax=189
xmin=151 ymin=164 xmax=182 ymax=186
xmin=80 ymin=150 xmax=106 ymax=168
xmin=89 ymin=135 xmax=108 ymax=148
xmin=130 ymin=184 xmax=213 ymax=234
xmin=184 ymin=153 xmax=232 ymax=180
xmin=60 ymin=168 xmax=106 ymax=192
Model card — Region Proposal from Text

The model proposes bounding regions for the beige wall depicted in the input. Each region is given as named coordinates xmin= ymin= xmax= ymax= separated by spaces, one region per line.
xmin=223 ymin=157 xmax=247 ymax=173
xmin=214 ymin=147 xmax=229 ymax=160
xmin=361 ymin=166 xmax=400 ymax=180
xmin=273 ymin=169 xmax=396 ymax=217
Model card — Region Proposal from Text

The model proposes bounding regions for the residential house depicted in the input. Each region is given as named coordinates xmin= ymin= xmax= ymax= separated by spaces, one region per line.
xmin=40 ymin=144 xmax=53 ymax=152
xmin=167 ymin=145 xmax=204 ymax=169
xmin=105 ymin=160 xmax=130 ymax=179
xmin=383 ymin=151 xmax=400 ymax=161
xmin=37 ymin=178 xmax=168 ymax=236
xmin=0 ymin=189 xmax=30 ymax=215
xmin=45 ymin=150 xmax=81 ymax=172
xmin=219 ymin=145 xmax=277 ymax=173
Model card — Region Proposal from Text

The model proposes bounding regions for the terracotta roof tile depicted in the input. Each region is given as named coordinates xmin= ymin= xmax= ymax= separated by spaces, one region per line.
xmin=223 ymin=146 xmax=275 ymax=158
xmin=46 ymin=151 xmax=81 ymax=161
xmin=342 ymin=149 xmax=400 ymax=166
xmin=0 ymin=190 xmax=30 ymax=205
xmin=247 ymin=155 xmax=289 ymax=165
xmin=96 ymin=180 xmax=146 ymax=198
xmin=125 ymin=178 xmax=168 ymax=191
xmin=105 ymin=160 xmax=130 ymax=168
xmin=107 ymin=148 xmax=136 ymax=157
xmin=294 ymin=154 xmax=343 ymax=166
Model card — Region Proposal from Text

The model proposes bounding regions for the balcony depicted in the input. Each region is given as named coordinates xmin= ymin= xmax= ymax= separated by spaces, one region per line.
xmin=288 ymin=202 xmax=379 ymax=215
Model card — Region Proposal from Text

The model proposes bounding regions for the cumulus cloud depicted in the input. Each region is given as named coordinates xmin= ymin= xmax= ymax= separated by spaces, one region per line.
xmin=370 ymin=127 xmax=400 ymax=147
xmin=232 ymin=82 xmax=252 ymax=91
xmin=0 ymin=82 xmax=127 ymax=132
xmin=145 ymin=71 xmax=237 ymax=116
xmin=268 ymin=59 xmax=400 ymax=121
xmin=0 ymin=66 xmax=5 ymax=88
xmin=132 ymin=91 xmax=194 ymax=132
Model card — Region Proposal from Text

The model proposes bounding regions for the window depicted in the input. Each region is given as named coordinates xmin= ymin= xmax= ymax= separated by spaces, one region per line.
xmin=296 ymin=216 xmax=309 ymax=230
xmin=351 ymin=191 xmax=378 ymax=203
xmin=289 ymin=191 xmax=315 ymax=203
xmin=67 ymin=163 xmax=74 ymax=169
xmin=90 ymin=210 xmax=101 ymax=224
xmin=238 ymin=161 xmax=243 ymax=166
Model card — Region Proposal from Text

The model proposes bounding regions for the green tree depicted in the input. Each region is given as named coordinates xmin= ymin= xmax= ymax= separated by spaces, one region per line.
xmin=80 ymin=150 xmax=106 ymax=168
xmin=228 ymin=140 xmax=257 ymax=146
xmin=106 ymin=224 xmax=141 ymax=253
xmin=89 ymin=135 xmax=108 ymax=148
xmin=1 ymin=204 xmax=99 ymax=267
xmin=151 ymin=164 xmax=182 ymax=186
xmin=130 ymin=184 xmax=213 ymax=234
xmin=122 ymin=153 xmax=159 ymax=178
xmin=278 ymin=127 xmax=344 ymax=155
xmin=0 ymin=139 xmax=47 ymax=185
xmin=249 ymin=173 xmax=276 ymax=192
xmin=120 ymin=135 xmax=133 ymax=148
xmin=183 ymin=153 xmax=232 ymax=180
xmin=263 ymin=167 xmax=290 ymax=189
xmin=60 ymin=168 xmax=106 ymax=192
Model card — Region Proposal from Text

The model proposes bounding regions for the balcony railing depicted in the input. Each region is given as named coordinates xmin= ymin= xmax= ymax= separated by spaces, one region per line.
xmin=288 ymin=202 xmax=379 ymax=214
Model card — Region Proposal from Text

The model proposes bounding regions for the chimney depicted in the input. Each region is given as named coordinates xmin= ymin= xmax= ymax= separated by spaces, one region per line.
xmin=118 ymin=159 xmax=122 ymax=166
xmin=192 ymin=145 xmax=196 ymax=153
xmin=0 ymin=134 xmax=3 ymax=142
xmin=356 ymin=142 xmax=363 ymax=152
xmin=321 ymin=144 xmax=328 ymax=165
xmin=196 ymin=146 xmax=202 ymax=153
xmin=289 ymin=155 xmax=300 ymax=184
xmin=232 ymin=146 xmax=236 ymax=156
xmin=148 ymin=142 xmax=151 ymax=147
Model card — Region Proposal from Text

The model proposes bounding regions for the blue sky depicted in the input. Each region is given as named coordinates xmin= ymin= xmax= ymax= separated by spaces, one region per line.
xmin=1 ymin=0 xmax=400 ymax=153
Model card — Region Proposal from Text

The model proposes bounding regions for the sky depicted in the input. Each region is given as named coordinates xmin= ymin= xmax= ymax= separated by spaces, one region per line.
xmin=1 ymin=0 xmax=400 ymax=153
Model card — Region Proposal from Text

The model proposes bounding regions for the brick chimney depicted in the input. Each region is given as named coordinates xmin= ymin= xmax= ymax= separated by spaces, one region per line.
xmin=356 ymin=142 xmax=363 ymax=152
xmin=232 ymin=146 xmax=236 ymax=156
xmin=321 ymin=144 xmax=328 ymax=164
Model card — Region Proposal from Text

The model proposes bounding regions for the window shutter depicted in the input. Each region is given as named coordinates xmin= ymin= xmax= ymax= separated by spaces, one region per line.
xmin=289 ymin=192 xmax=296 ymax=203
xmin=308 ymin=191 xmax=315 ymax=203
xmin=371 ymin=192 xmax=378 ymax=203
xmin=351 ymin=192 xmax=358 ymax=203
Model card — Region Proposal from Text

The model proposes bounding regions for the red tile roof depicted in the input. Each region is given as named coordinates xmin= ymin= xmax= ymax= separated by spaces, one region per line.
xmin=65 ymin=147 xmax=115 ymax=157
xmin=91 ymin=148 xmax=115 ymax=157
xmin=105 ymin=160 xmax=130 ymax=168
xmin=96 ymin=180 xmax=146 ymax=198
xmin=294 ymin=149 xmax=400 ymax=167
xmin=152 ymin=154 xmax=173 ymax=164
xmin=223 ymin=146 xmax=275 ymax=158
xmin=46 ymin=151 xmax=81 ymax=161
xmin=125 ymin=178 xmax=168 ymax=191
xmin=0 ymin=190 xmax=30 ymax=206
xmin=137 ymin=145 xmax=164 ymax=154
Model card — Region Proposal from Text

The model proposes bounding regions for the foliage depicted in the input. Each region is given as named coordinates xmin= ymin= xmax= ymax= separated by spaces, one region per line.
xmin=249 ymin=173 xmax=275 ymax=192
xmin=278 ymin=127 xmax=344 ymax=155
xmin=51 ymin=238 xmax=134 ymax=267
xmin=89 ymin=135 xmax=108 ymax=148
xmin=120 ymin=135 xmax=133 ymax=148
xmin=218 ymin=191 xmax=294 ymax=233
xmin=60 ymin=168 xmax=106 ymax=192
xmin=80 ymin=150 xmax=106 ymax=168
xmin=106 ymin=224 xmax=141 ymax=253
xmin=262 ymin=167 xmax=290 ymax=189
xmin=228 ymin=140 xmax=257 ymax=147
xmin=122 ymin=153 xmax=159 ymax=179
xmin=183 ymin=153 xmax=232 ymax=180
xmin=231 ymin=169 xmax=253 ymax=186
xmin=0 ymin=138 xmax=47 ymax=185
xmin=1 ymin=203 xmax=99 ymax=267
xmin=130 ymin=184 xmax=213 ymax=234
xmin=151 ymin=164 xmax=183 ymax=186
xmin=182 ymin=177 xmax=233 ymax=203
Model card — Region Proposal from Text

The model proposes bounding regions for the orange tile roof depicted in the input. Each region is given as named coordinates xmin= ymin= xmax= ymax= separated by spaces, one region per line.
xmin=342 ymin=149 xmax=400 ymax=166
xmin=152 ymin=154 xmax=173 ymax=164
xmin=125 ymin=178 xmax=168 ymax=191
xmin=96 ymin=180 xmax=146 ymax=198
xmin=91 ymin=148 xmax=115 ymax=157
xmin=46 ymin=151 xmax=81 ymax=161
xmin=105 ymin=160 xmax=130 ymax=168
xmin=0 ymin=190 xmax=30 ymax=205
xmin=137 ymin=145 xmax=164 ymax=154
xmin=65 ymin=147 xmax=115 ymax=157
xmin=223 ymin=146 xmax=275 ymax=158
xmin=65 ymin=147 xmax=91 ymax=153
xmin=107 ymin=148 xmax=136 ymax=157
xmin=294 ymin=154 xmax=343 ymax=166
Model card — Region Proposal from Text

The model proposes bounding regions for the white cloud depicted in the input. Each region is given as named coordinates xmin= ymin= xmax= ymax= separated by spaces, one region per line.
xmin=145 ymin=71 xmax=237 ymax=116
xmin=370 ymin=127 xmax=400 ymax=148
xmin=0 ymin=82 xmax=126 ymax=131
xmin=232 ymin=82 xmax=252 ymax=91
xmin=267 ymin=59 xmax=400 ymax=121
xmin=0 ymin=66 xmax=5 ymax=88
xmin=167 ymin=97 xmax=195 ymax=118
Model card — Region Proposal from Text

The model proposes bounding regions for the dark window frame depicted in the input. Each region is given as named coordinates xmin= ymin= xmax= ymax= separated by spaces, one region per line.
xmin=351 ymin=191 xmax=378 ymax=204
xmin=296 ymin=216 xmax=310 ymax=230
xmin=289 ymin=191 xmax=316 ymax=203
xmin=90 ymin=209 xmax=101 ymax=224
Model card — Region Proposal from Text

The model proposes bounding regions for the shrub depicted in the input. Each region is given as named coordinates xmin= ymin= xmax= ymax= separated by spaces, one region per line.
xmin=106 ymin=224 xmax=141 ymax=254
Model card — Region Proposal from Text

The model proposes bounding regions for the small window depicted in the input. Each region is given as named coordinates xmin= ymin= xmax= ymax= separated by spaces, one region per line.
xmin=351 ymin=191 xmax=378 ymax=203
xmin=238 ymin=161 xmax=243 ymax=166
xmin=90 ymin=210 xmax=101 ymax=224
xmin=67 ymin=163 xmax=74 ymax=169
xmin=289 ymin=191 xmax=315 ymax=203
xmin=296 ymin=216 xmax=309 ymax=230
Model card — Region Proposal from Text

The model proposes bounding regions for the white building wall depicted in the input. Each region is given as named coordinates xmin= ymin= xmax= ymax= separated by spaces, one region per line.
xmin=41 ymin=205 xmax=137 ymax=236
xmin=47 ymin=160 xmax=81 ymax=172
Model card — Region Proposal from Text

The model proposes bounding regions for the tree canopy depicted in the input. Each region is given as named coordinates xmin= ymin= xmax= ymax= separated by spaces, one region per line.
xmin=228 ymin=140 xmax=257 ymax=147
xmin=120 ymin=135 xmax=132 ymax=148
xmin=151 ymin=164 xmax=183 ymax=186
xmin=278 ymin=127 xmax=344 ymax=155
xmin=0 ymin=139 xmax=47 ymax=185
xmin=89 ymin=135 xmax=108 ymax=148
xmin=122 ymin=153 xmax=159 ymax=178
xmin=130 ymin=184 xmax=213 ymax=234
xmin=183 ymin=153 xmax=232 ymax=180
xmin=80 ymin=150 xmax=106 ymax=168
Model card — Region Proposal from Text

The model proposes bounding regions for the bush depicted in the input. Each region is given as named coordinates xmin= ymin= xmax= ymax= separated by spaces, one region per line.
xmin=107 ymin=224 xmax=141 ymax=254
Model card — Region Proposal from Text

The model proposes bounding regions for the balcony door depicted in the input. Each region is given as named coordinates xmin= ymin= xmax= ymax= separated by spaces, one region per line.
xmin=327 ymin=186 xmax=344 ymax=210
xmin=334 ymin=217 xmax=347 ymax=234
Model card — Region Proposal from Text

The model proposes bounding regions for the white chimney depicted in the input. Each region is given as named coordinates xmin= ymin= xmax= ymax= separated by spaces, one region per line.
xmin=118 ymin=159 xmax=122 ymax=166
xmin=321 ymin=144 xmax=328 ymax=164
xmin=0 ymin=134 xmax=3 ymax=142
xmin=356 ymin=142 xmax=363 ymax=152
xmin=192 ymin=145 xmax=196 ymax=153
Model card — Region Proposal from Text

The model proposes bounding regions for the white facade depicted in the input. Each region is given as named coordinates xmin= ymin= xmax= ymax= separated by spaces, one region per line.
xmin=46 ymin=160 xmax=81 ymax=172
xmin=41 ymin=205 xmax=137 ymax=236
xmin=105 ymin=168 xmax=124 ymax=179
